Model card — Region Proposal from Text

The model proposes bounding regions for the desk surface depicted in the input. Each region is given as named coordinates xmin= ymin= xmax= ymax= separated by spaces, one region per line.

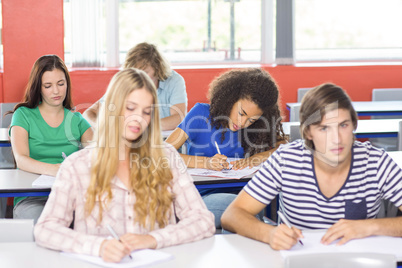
xmin=282 ymin=118 xmax=402 ymax=138
xmin=0 ymin=169 xmax=252 ymax=196
xmin=2 ymin=152 xmax=402 ymax=196
xmin=0 ymin=234 xmax=283 ymax=268
xmin=287 ymin=101 xmax=402 ymax=115
xmin=1 ymin=234 xmax=401 ymax=268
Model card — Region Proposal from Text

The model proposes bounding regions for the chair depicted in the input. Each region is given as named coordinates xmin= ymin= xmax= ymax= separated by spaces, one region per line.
xmin=398 ymin=120 xmax=402 ymax=151
xmin=284 ymin=253 xmax=396 ymax=268
xmin=289 ymin=124 xmax=302 ymax=142
xmin=289 ymin=103 xmax=301 ymax=122
xmin=370 ymin=88 xmax=402 ymax=151
xmin=0 ymin=219 xmax=34 ymax=242
xmin=0 ymin=102 xmax=18 ymax=169
xmin=297 ymin=88 xmax=312 ymax=102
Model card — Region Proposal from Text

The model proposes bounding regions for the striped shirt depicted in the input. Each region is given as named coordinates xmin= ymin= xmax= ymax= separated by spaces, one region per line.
xmin=34 ymin=143 xmax=215 ymax=256
xmin=244 ymin=140 xmax=402 ymax=230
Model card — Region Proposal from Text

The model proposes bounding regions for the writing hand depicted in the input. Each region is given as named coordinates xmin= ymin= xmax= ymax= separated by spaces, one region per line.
xmin=268 ymin=224 xmax=303 ymax=250
xmin=99 ymin=239 xmax=131 ymax=263
xmin=207 ymin=154 xmax=229 ymax=170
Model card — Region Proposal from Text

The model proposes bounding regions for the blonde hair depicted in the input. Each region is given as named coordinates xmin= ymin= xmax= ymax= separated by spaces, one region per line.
xmin=86 ymin=68 xmax=173 ymax=230
xmin=123 ymin=42 xmax=171 ymax=81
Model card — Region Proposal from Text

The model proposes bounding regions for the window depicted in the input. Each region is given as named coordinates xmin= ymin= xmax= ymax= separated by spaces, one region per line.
xmin=64 ymin=0 xmax=274 ymax=67
xmin=65 ymin=0 xmax=402 ymax=67
xmin=119 ymin=0 xmax=264 ymax=64
xmin=295 ymin=0 xmax=402 ymax=62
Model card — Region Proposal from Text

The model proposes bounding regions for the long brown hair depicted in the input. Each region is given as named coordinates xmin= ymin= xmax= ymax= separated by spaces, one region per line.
xmin=9 ymin=55 xmax=73 ymax=113
xmin=86 ymin=68 xmax=173 ymax=230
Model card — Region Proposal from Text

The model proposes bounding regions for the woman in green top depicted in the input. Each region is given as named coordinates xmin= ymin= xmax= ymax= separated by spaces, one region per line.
xmin=9 ymin=55 xmax=93 ymax=223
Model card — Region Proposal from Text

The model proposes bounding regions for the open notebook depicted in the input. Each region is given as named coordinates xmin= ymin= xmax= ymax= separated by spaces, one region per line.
xmin=187 ymin=158 xmax=261 ymax=179
xmin=61 ymin=249 xmax=173 ymax=268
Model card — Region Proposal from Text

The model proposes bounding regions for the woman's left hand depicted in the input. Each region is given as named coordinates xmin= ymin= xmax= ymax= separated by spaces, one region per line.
xmin=230 ymin=158 xmax=250 ymax=170
xmin=231 ymin=156 xmax=264 ymax=170
xmin=120 ymin=233 xmax=157 ymax=251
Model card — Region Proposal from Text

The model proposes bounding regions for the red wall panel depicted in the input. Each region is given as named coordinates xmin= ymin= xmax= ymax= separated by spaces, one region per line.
xmin=2 ymin=0 xmax=64 ymax=102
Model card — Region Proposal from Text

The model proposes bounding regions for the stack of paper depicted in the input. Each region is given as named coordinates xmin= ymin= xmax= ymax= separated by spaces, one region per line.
xmin=31 ymin=175 xmax=56 ymax=188
xmin=187 ymin=157 xmax=261 ymax=179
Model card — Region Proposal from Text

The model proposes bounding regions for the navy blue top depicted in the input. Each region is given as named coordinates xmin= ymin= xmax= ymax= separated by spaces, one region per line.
xmin=178 ymin=103 xmax=244 ymax=158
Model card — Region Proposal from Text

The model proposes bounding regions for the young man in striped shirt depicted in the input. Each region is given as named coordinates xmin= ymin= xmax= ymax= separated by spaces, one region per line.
xmin=221 ymin=83 xmax=402 ymax=250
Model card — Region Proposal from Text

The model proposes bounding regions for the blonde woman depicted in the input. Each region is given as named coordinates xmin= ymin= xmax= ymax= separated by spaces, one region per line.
xmin=34 ymin=68 xmax=214 ymax=263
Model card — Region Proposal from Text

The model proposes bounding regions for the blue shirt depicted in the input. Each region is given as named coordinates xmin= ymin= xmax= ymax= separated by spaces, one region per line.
xmin=157 ymin=70 xmax=187 ymax=119
xmin=100 ymin=70 xmax=187 ymax=119
xmin=178 ymin=103 xmax=244 ymax=158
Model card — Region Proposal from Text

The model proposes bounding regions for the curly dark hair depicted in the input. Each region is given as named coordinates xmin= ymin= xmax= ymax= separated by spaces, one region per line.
xmin=208 ymin=68 xmax=285 ymax=156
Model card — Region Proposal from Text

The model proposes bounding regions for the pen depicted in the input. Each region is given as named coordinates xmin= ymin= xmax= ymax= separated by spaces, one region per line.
xmin=214 ymin=141 xmax=222 ymax=155
xmin=106 ymin=224 xmax=133 ymax=259
xmin=214 ymin=141 xmax=232 ymax=170
xmin=277 ymin=211 xmax=304 ymax=246
xmin=61 ymin=152 xmax=67 ymax=160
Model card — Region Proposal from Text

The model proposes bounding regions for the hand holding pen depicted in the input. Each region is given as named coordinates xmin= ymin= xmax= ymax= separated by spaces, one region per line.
xmin=210 ymin=141 xmax=230 ymax=170
xmin=277 ymin=211 xmax=304 ymax=246
xmin=100 ymin=224 xmax=133 ymax=262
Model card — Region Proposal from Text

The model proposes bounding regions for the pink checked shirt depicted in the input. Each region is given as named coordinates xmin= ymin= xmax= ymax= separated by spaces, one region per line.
xmin=34 ymin=143 xmax=215 ymax=256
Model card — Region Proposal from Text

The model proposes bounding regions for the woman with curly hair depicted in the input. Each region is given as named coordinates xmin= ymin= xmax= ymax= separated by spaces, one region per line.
xmin=165 ymin=68 xmax=285 ymax=228
xmin=166 ymin=68 xmax=285 ymax=171
xmin=34 ymin=68 xmax=214 ymax=263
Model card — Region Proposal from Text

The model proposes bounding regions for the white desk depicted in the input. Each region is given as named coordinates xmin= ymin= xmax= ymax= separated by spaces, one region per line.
xmin=0 ymin=234 xmax=283 ymax=268
xmin=282 ymin=119 xmax=402 ymax=138
xmin=0 ymin=241 xmax=100 ymax=268
xmin=0 ymin=170 xmax=44 ymax=197
xmin=387 ymin=151 xmax=402 ymax=168
xmin=287 ymin=101 xmax=402 ymax=121
xmin=0 ymin=128 xmax=9 ymax=142
xmin=2 ymin=151 xmax=402 ymax=197
xmin=1 ymin=234 xmax=401 ymax=268
xmin=0 ymin=169 xmax=251 ymax=197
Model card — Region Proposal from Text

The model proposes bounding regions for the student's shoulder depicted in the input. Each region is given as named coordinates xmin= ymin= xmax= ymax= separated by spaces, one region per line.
xmin=14 ymin=106 xmax=35 ymax=115
xmin=66 ymin=108 xmax=84 ymax=118
xmin=189 ymin=103 xmax=210 ymax=114
xmin=277 ymin=139 xmax=306 ymax=154
xmin=168 ymin=70 xmax=184 ymax=81
xmin=354 ymin=140 xmax=386 ymax=159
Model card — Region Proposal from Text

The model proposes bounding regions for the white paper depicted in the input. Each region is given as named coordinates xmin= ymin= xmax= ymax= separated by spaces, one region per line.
xmin=61 ymin=249 xmax=173 ymax=268
xmin=31 ymin=175 xmax=56 ymax=188
xmin=188 ymin=158 xmax=261 ymax=179
xmin=280 ymin=230 xmax=402 ymax=260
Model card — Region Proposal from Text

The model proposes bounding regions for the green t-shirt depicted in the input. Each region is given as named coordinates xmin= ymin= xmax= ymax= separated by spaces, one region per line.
xmin=10 ymin=106 xmax=91 ymax=205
